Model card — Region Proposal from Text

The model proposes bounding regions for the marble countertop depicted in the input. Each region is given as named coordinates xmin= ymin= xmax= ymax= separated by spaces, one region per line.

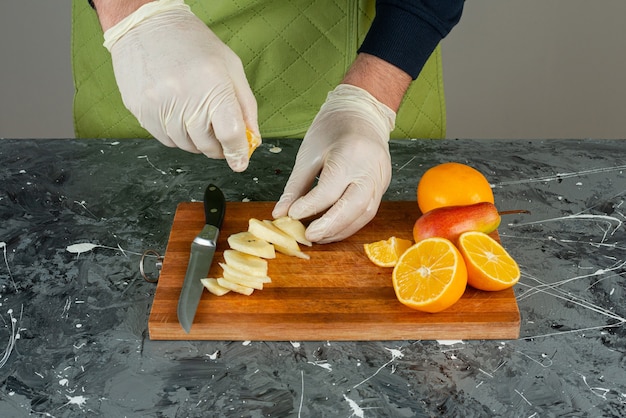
xmin=0 ymin=138 xmax=624 ymax=417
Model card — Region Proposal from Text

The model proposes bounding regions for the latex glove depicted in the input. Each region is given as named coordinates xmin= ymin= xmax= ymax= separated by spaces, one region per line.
xmin=272 ymin=84 xmax=396 ymax=243
xmin=103 ymin=0 xmax=259 ymax=172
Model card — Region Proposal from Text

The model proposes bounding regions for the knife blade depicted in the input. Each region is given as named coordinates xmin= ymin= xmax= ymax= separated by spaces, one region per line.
xmin=177 ymin=184 xmax=226 ymax=333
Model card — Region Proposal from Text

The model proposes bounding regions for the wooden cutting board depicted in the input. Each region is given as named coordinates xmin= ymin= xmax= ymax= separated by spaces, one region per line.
xmin=148 ymin=201 xmax=520 ymax=341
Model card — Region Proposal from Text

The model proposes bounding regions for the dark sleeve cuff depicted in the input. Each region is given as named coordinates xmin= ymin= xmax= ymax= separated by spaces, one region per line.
xmin=358 ymin=0 xmax=464 ymax=79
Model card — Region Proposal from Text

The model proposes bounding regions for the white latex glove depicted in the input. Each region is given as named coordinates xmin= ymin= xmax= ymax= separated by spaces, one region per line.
xmin=272 ymin=84 xmax=396 ymax=243
xmin=103 ymin=0 xmax=260 ymax=172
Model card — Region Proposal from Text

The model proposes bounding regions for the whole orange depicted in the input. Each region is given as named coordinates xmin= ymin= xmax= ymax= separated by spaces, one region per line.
xmin=417 ymin=162 xmax=494 ymax=214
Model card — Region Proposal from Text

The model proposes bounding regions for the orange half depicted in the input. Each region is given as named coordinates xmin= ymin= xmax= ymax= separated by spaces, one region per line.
xmin=392 ymin=237 xmax=467 ymax=313
xmin=364 ymin=237 xmax=413 ymax=267
xmin=457 ymin=231 xmax=520 ymax=291
xmin=246 ymin=129 xmax=261 ymax=158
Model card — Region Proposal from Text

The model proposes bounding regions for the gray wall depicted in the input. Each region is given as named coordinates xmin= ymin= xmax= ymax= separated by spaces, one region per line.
xmin=443 ymin=1 xmax=626 ymax=139
xmin=2 ymin=1 xmax=626 ymax=139
xmin=0 ymin=1 xmax=74 ymax=138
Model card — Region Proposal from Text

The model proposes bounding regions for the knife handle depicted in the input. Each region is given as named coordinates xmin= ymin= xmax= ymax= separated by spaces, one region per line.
xmin=204 ymin=184 xmax=225 ymax=228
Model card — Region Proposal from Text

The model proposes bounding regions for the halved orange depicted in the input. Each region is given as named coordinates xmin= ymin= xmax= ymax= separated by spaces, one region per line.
xmin=457 ymin=231 xmax=520 ymax=291
xmin=392 ymin=237 xmax=467 ymax=313
xmin=364 ymin=237 xmax=413 ymax=267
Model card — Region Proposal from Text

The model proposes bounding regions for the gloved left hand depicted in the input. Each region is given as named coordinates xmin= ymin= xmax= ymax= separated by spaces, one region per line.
xmin=272 ymin=84 xmax=396 ymax=243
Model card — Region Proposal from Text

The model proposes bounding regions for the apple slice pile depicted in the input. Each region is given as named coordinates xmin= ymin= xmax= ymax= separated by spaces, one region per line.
xmin=201 ymin=217 xmax=311 ymax=296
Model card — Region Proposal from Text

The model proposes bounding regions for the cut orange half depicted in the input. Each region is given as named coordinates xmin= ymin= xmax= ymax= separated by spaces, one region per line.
xmin=364 ymin=237 xmax=413 ymax=267
xmin=391 ymin=237 xmax=467 ymax=313
xmin=457 ymin=231 xmax=520 ymax=291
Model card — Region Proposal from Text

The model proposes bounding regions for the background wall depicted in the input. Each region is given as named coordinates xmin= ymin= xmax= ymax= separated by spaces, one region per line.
xmin=442 ymin=1 xmax=626 ymax=139
xmin=2 ymin=1 xmax=626 ymax=139
xmin=0 ymin=1 xmax=74 ymax=138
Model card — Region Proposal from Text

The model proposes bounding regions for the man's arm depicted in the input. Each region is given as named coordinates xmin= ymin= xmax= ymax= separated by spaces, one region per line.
xmin=342 ymin=53 xmax=412 ymax=113
xmin=343 ymin=1 xmax=464 ymax=114
xmin=92 ymin=0 xmax=154 ymax=31
xmin=359 ymin=0 xmax=465 ymax=80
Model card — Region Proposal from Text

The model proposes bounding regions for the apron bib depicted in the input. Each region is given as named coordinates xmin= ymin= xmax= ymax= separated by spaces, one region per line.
xmin=72 ymin=0 xmax=446 ymax=139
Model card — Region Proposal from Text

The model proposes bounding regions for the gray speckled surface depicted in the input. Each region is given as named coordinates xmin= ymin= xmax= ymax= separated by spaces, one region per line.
xmin=0 ymin=138 xmax=624 ymax=417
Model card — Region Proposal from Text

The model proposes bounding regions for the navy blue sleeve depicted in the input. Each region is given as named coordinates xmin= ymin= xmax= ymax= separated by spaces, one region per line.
xmin=358 ymin=0 xmax=465 ymax=79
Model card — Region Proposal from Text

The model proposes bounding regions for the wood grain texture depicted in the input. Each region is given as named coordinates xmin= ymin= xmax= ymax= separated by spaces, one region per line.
xmin=148 ymin=202 xmax=520 ymax=340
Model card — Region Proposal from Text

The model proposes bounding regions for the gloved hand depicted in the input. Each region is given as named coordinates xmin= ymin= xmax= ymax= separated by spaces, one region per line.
xmin=272 ymin=84 xmax=396 ymax=243
xmin=103 ymin=0 xmax=259 ymax=172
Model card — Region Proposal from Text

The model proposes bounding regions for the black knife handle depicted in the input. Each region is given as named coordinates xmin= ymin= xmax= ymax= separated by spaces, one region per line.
xmin=204 ymin=184 xmax=225 ymax=228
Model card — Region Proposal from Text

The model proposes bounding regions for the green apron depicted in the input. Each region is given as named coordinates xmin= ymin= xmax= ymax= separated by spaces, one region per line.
xmin=72 ymin=0 xmax=446 ymax=139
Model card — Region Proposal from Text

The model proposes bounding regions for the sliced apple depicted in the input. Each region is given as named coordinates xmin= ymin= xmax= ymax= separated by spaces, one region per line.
xmin=272 ymin=216 xmax=312 ymax=247
xmin=227 ymin=231 xmax=276 ymax=259
xmin=200 ymin=278 xmax=231 ymax=296
xmin=248 ymin=218 xmax=301 ymax=254
xmin=273 ymin=243 xmax=311 ymax=260
xmin=222 ymin=249 xmax=268 ymax=277
xmin=217 ymin=277 xmax=254 ymax=296
xmin=219 ymin=263 xmax=269 ymax=290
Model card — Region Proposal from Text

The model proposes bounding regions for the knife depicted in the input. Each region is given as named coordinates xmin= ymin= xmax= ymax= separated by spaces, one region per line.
xmin=177 ymin=184 xmax=226 ymax=333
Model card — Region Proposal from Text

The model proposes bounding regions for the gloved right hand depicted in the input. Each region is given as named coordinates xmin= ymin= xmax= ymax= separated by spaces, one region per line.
xmin=103 ymin=0 xmax=260 ymax=172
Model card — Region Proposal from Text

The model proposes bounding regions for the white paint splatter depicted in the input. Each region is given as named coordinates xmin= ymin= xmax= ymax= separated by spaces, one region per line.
xmin=73 ymin=200 xmax=100 ymax=219
xmin=0 ymin=306 xmax=23 ymax=369
xmin=385 ymin=347 xmax=404 ymax=360
xmin=396 ymin=155 xmax=417 ymax=172
xmin=269 ymin=146 xmax=282 ymax=154
xmin=307 ymin=360 xmax=332 ymax=372
xmin=492 ymin=164 xmax=626 ymax=187
xmin=437 ymin=340 xmax=464 ymax=346
xmin=19 ymin=170 xmax=26 ymax=174
xmin=0 ymin=242 xmax=17 ymax=292
xmin=579 ymin=373 xmax=611 ymax=400
xmin=137 ymin=155 xmax=167 ymax=175
xmin=298 ymin=370 xmax=304 ymax=418
xmin=290 ymin=341 xmax=301 ymax=348
xmin=61 ymin=298 xmax=71 ymax=319
xmin=65 ymin=242 xmax=143 ymax=259
xmin=242 ymin=341 xmax=251 ymax=346
xmin=59 ymin=378 xmax=69 ymax=387
xmin=511 ymin=213 xmax=623 ymax=238
xmin=62 ymin=395 xmax=88 ymax=409
xmin=515 ymin=389 xmax=532 ymax=406
xmin=353 ymin=347 xmax=403 ymax=389
xmin=206 ymin=350 xmax=219 ymax=360
xmin=242 ymin=198 xmax=251 ymax=203
xmin=343 ymin=395 xmax=365 ymax=418
xmin=66 ymin=243 xmax=99 ymax=255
